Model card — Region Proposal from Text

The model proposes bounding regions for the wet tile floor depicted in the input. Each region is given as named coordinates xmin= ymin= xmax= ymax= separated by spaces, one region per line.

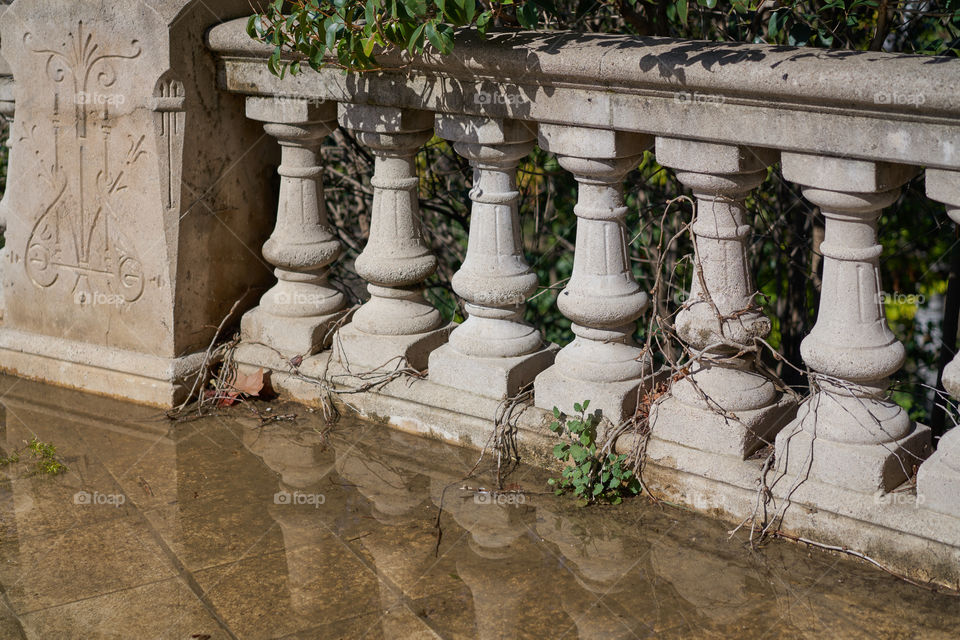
xmin=0 ymin=375 xmax=957 ymax=639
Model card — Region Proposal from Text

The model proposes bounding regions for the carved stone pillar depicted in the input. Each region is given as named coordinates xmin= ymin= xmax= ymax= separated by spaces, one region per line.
xmin=775 ymin=154 xmax=930 ymax=493
xmin=0 ymin=3 xmax=276 ymax=407
xmin=428 ymin=115 xmax=556 ymax=398
xmin=917 ymin=168 xmax=960 ymax=517
xmin=334 ymin=104 xmax=452 ymax=371
xmin=532 ymin=126 xmax=652 ymax=423
xmin=240 ymin=98 xmax=345 ymax=357
xmin=651 ymin=139 xmax=795 ymax=459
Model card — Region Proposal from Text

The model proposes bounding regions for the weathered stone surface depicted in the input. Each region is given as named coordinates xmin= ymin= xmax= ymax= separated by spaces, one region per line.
xmin=208 ymin=20 xmax=960 ymax=172
xmin=916 ymin=173 xmax=960 ymax=519
xmin=0 ymin=0 xmax=275 ymax=405
xmin=926 ymin=168 xmax=960 ymax=223
xmin=776 ymin=154 xmax=930 ymax=491
xmin=333 ymin=104 xmax=452 ymax=372
xmin=0 ymin=5 xmax=14 ymax=323
xmin=533 ymin=125 xmax=653 ymax=423
xmin=240 ymin=97 xmax=346 ymax=357
xmin=652 ymin=140 xmax=792 ymax=459
xmin=917 ymin=427 xmax=960 ymax=518
xmin=651 ymin=393 xmax=796 ymax=459
xmin=776 ymin=407 xmax=932 ymax=494
xmin=428 ymin=114 xmax=556 ymax=398
xmin=429 ymin=348 xmax=556 ymax=399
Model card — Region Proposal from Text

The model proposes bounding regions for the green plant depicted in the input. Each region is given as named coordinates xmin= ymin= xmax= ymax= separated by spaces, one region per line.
xmin=28 ymin=438 xmax=66 ymax=475
xmin=548 ymin=401 xmax=641 ymax=505
xmin=248 ymin=0 xmax=510 ymax=74
xmin=0 ymin=437 xmax=67 ymax=476
xmin=249 ymin=1 xmax=958 ymax=75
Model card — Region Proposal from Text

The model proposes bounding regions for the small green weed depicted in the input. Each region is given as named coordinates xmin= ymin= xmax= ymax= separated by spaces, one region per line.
xmin=0 ymin=437 xmax=67 ymax=476
xmin=548 ymin=400 xmax=641 ymax=506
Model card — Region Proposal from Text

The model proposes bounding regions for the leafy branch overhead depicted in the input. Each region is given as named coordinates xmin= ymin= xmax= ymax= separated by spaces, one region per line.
xmin=248 ymin=1 xmax=958 ymax=74
xmin=247 ymin=0 xmax=546 ymax=74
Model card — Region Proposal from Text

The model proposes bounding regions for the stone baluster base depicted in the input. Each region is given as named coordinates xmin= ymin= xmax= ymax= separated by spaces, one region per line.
xmin=917 ymin=168 xmax=960 ymax=516
xmin=651 ymin=139 xmax=795 ymax=459
xmin=775 ymin=154 xmax=930 ymax=493
xmin=428 ymin=116 xmax=557 ymax=398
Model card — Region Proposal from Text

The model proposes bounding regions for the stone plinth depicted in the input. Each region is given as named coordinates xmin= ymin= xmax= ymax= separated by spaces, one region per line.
xmin=0 ymin=1 xmax=275 ymax=405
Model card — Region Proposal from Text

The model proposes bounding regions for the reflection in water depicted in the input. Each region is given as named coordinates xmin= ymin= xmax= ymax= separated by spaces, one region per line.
xmin=0 ymin=376 xmax=957 ymax=639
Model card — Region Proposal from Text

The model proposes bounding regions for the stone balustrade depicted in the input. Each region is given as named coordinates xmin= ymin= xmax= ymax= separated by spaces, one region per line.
xmin=201 ymin=19 xmax=960 ymax=587
xmin=0 ymin=2 xmax=959 ymax=587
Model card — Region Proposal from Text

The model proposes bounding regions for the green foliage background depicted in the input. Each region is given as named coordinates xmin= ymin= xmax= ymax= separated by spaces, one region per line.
xmin=252 ymin=1 xmax=960 ymax=426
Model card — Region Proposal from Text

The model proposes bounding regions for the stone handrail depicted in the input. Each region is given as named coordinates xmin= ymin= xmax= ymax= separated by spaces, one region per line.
xmin=207 ymin=20 xmax=960 ymax=170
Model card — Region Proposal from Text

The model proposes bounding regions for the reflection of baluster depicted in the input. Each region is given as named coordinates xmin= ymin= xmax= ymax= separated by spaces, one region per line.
xmin=534 ymin=126 xmax=653 ymax=423
xmin=333 ymin=441 xmax=439 ymax=637
xmin=918 ymin=169 xmax=960 ymax=516
xmin=775 ymin=154 xmax=930 ymax=493
xmin=428 ymin=479 xmax=562 ymax=637
xmin=334 ymin=105 xmax=452 ymax=371
xmin=241 ymin=98 xmax=345 ymax=357
xmin=241 ymin=423 xmax=340 ymax=616
xmin=650 ymin=539 xmax=752 ymax=625
xmin=652 ymin=139 xmax=795 ymax=459
xmin=429 ymin=115 xmax=556 ymax=398
xmin=536 ymin=506 xmax=643 ymax=638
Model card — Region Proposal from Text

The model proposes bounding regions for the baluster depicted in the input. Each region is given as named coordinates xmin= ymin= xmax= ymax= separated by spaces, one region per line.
xmin=428 ymin=115 xmax=555 ymax=398
xmin=917 ymin=168 xmax=960 ymax=516
xmin=775 ymin=154 xmax=930 ymax=492
xmin=240 ymin=98 xmax=345 ymax=356
xmin=0 ymin=82 xmax=13 ymax=322
xmin=533 ymin=126 xmax=652 ymax=423
xmin=652 ymin=139 xmax=794 ymax=459
xmin=335 ymin=105 xmax=451 ymax=371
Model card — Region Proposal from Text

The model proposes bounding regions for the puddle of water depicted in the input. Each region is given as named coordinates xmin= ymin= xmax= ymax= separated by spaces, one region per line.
xmin=0 ymin=375 xmax=957 ymax=639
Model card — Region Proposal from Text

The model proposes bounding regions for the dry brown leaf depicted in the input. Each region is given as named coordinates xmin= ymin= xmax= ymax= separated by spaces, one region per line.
xmin=230 ymin=367 xmax=265 ymax=397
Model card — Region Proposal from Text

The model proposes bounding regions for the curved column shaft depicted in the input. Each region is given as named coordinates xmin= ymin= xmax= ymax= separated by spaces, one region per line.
xmin=240 ymin=97 xmax=345 ymax=357
xmin=918 ymin=168 xmax=960 ymax=516
xmin=651 ymin=139 xmax=793 ymax=459
xmin=0 ymin=93 xmax=13 ymax=322
xmin=776 ymin=154 xmax=930 ymax=492
xmin=429 ymin=116 xmax=555 ymax=398
xmin=334 ymin=105 xmax=451 ymax=371
xmin=533 ymin=126 xmax=652 ymax=423
xmin=0 ymin=95 xmax=13 ymax=232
